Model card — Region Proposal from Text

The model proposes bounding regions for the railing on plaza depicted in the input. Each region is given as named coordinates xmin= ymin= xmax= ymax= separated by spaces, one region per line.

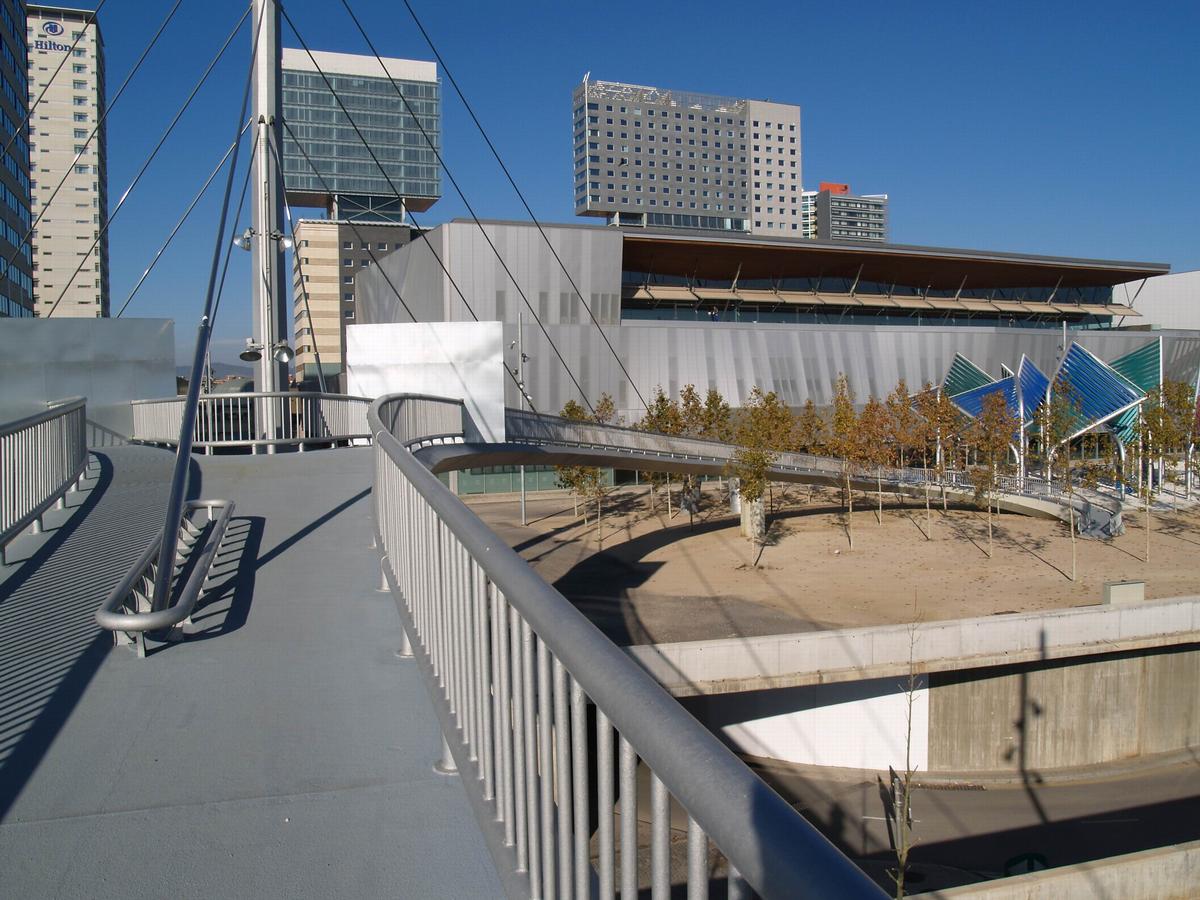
xmin=1 ymin=397 xmax=89 ymax=561
xmin=505 ymin=408 xmax=1122 ymax=520
xmin=131 ymin=392 xmax=371 ymax=451
xmin=371 ymin=394 xmax=885 ymax=900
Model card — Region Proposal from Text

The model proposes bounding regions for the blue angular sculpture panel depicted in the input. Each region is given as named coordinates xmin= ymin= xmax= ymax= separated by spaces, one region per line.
xmin=1053 ymin=343 xmax=1144 ymax=440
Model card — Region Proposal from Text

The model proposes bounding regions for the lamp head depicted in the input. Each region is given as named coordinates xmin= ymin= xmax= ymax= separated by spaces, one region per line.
xmin=239 ymin=338 xmax=262 ymax=362
xmin=272 ymin=342 xmax=294 ymax=365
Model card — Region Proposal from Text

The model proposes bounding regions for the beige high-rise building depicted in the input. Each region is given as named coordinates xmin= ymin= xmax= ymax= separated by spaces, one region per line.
xmin=292 ymin=219 xmax=412 ymax=388
xmin=27 ymin=4 xmax=108 ymax=317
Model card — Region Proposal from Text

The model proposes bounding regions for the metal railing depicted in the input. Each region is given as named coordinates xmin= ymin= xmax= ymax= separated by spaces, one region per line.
xmin=372 ymin=394 xmax=884 ymax=899
xmin=504 ymin=409 xmax=1124 ymax=523
xmin=1 ymin=397 xmax=89 ymax=560
xmin=131 ymin=392 xmax=371 ymax=451
xmin=95 ymin=499 xmax=235 ymax=657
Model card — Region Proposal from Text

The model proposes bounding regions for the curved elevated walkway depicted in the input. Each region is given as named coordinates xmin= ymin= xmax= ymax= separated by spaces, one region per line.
xmin=414 ymin=407 xmax=1121 ymax=528
xmin=0 ymin=448 xmax=501 ymax=899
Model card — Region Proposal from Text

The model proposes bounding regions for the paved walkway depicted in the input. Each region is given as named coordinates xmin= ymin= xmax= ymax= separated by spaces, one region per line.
xmin=0 ymin=447 xmax=501 ymax=899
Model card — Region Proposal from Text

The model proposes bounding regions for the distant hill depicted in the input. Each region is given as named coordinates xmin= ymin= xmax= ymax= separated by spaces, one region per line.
xmin=176 ymin=362 xmax=254 ymax=379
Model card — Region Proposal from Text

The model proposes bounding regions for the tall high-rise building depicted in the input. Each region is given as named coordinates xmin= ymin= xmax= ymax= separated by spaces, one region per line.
xmin=281 ymin=49 xmax=440 ymax=222
xmin=0 ymin=0 xmax=32 ymax=318
xmin=281 ymin=49 xmax=439 ymax=386
xmin=802 ymin=182 xmax=889 ymax=243
xmin=27 ymin=4 xmax=107 ymax=317
xmin=572 ymin=77 xmax=801 ymax=235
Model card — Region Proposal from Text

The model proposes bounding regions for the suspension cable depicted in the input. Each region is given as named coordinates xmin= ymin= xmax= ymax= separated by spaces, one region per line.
xmin=115 ymin=117 xmax=253 ymax=318
xmin=210 ymin=131 xmax=258 ymax=327
xmin=347 ymin=0 xmax=648 ymax=414
xmin=279 ymin=118 xmax=535 ymax=409
xmin=278 ymin=2 xmax=589 ymax=414
xmin=12 ymin=0 xmax=184 ymax=297
xmin=264 ymin=130 xmax=327 ymax=392
xmin=2 ymin=0 xmax=110 ymax=163
xmin=45 ymin=3 xmax=250 ymax=318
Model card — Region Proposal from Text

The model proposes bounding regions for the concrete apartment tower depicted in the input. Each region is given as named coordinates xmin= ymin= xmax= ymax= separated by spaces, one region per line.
xmin=27 ymin=4 xmax=108 ymax=317
xmin=281 ymin=48 xmax=440 ymax=388
xmin=0 ymin=0 xmax=32 ymax=318
xmin=572 ymin=77 xmax=802 ymax=235
xmin=801 ymin=182 xmax=889 ymax=242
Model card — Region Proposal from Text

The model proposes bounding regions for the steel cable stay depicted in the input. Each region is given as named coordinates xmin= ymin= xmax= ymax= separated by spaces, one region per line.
xmin=278 ymin=116 xmax=536 ymax=411
xmin=210 ymin=132 xmax=258 ymax=328
xmin=10 ymin=0 xmax=185 ymax=301
xmin=1 ymin=0 xmax=110 ymax=163
xmin=147 ymin=0 xmax=266 ymax=612
xmin=263 ymin=129 xmax=329 ymax=393
xmin=278 ymin=2 xmax=592 ymax=415
xmin=115 ymin=117 xmax=254 ymax=319
xmin=346 ymin=0 xmax=650 ymax=414
xmin=45 ymin=3 xmax=252 ymax=318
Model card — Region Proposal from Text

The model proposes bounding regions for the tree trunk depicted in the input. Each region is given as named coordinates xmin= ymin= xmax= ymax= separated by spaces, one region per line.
xmin=846 ymin=471 xmax=854 ymax=550
xmin=741 ymin=495 xmax=765 ymax=541
xmin=1069 ymin=496 xmax=1076 ymax=582
xmin=597 ymin=494 xmax=603 ymax=549
xmin=877 ymin=467 xmax=883 ymax=525
xmin=666 ymin=474 xmax=672 ymax=519
xmin=987 ymin=499 xmax=993 ymax=559
xmin=1145 ymin=499 xmax=1151 ymax=563
xmin=923 ymin=452 xmax=931 ymax=539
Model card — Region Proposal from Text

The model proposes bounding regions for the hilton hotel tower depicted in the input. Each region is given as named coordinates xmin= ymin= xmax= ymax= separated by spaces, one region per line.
xmin=27 ymin=4 xmax=108 ymax=317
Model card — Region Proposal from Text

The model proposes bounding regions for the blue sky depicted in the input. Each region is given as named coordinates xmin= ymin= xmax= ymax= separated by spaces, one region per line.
xmin=90 ymin=0 xmax=1199 ymax=363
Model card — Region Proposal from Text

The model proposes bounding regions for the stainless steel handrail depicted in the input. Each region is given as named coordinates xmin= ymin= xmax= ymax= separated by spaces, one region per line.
xmin=1 ymin=397 xmax=89 ymax=558
xmin=95 ymin=498 xmax=235 ymax=657
xmin=131 ymin=391 xmax=372 ymax=451
xmin=372 ymin=394 xmax=885 ymax=899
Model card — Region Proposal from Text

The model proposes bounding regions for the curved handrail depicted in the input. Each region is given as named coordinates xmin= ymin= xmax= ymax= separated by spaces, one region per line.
xmin=370 ymin=394 xmax=884 ymax=899
xmin=95 ymin=499 xmax=235 ymax=654
xmin=131 ymin=391 xmax=372 ymax=449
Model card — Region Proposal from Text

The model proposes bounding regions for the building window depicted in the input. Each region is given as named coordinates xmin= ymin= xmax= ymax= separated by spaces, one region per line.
xmin=376 ymin=241 xmax=387 ymax=250
xmin=342 ymin=258 xmax=352 ymax=267
xmin=343 ymin=292 xmax=353 ymax=301
xmin=343 ymin=309 xmax=355 ymax=319
xmin=343 ymin=275 xmax=353 ymax=284
xmin=343 ymin=240 xmax=352 ymax=249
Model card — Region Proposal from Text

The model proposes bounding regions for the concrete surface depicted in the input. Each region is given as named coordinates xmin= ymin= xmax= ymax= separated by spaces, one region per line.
xmin=0 ymin=447 xmax=502 ymax=899
xmin=625 ymin=596 xmax=1200 ymax=694
xmin=925 ymin=838 xmax=1200 ymax=898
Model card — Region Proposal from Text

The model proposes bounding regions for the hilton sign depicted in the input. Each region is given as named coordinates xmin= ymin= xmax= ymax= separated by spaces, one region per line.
xmin=34 ymin=20 xmax=71 ymax=52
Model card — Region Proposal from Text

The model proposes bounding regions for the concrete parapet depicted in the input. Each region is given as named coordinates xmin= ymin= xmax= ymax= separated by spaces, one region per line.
xmin=927 ymin=838 xmax=1200 ymax=899
xmin=626 ymin=595 xmax=1200 ymax=696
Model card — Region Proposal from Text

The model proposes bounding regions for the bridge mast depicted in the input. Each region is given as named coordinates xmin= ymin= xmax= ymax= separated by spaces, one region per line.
xmin=251 ymin=0 xmax=287 ymax=446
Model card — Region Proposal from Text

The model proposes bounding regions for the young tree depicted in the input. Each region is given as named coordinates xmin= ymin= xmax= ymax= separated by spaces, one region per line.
xmin=969 ymin=391 xmax=1019 ymax=559
xmin=1040 ymin=380 xmax=1087 ymax=580
xmin=795 ymin=398 xmax=827 ymax=454
xmin=886 ymin=379 xmax=921 ymax=471
xmin=637 ymin=386 xmax=683 ymax=515
xmin=556 ymin=394 xmax=618 ymax=542
xmin=857 ymin=396 xmax=892 ymax=524
xmin=828 ymin=374 xmax=860 ymax=549
xmin=727 ymin=387 xmax=794 ymax=544
xmin=700 ymin=387 xmax=734 ymax=442
xmin=913 ymin=383 xmax=941 ymax=538
xmin=1138 ymin=383 xmax=1192 ymax=559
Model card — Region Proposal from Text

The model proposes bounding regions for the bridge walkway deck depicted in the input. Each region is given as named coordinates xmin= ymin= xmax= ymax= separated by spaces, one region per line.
xmin=0 ymin=446 xmax=501 ymax=899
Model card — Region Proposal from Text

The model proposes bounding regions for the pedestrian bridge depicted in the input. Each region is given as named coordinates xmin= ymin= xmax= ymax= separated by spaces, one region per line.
xmin=1 ymin=390 xmax=1121 ymax=898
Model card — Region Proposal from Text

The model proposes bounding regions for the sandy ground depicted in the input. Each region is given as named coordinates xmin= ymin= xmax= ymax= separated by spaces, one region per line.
xmin=469 ymin=482 xmax=1200 ymax=645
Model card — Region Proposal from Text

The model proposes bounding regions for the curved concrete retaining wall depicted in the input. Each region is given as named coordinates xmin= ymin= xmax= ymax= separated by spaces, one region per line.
xmin=631 ymin=598 xmax=1200 ymax=775
xmin=928 ymin=839 xmax=1200 ymax=899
